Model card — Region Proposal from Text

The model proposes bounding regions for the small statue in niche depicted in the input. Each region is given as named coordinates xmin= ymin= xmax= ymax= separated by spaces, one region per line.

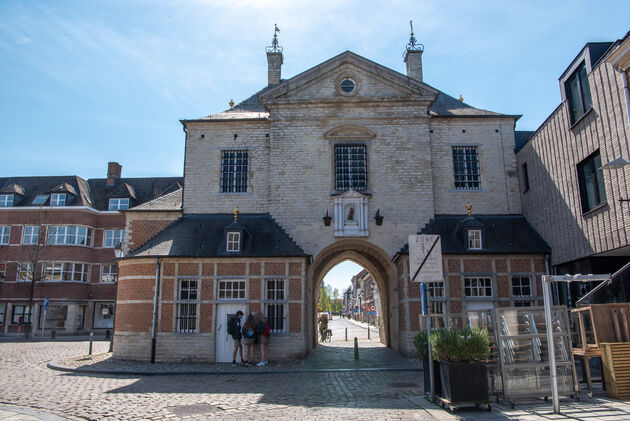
xmin=347 ymin=205 xmax=354 ymax=221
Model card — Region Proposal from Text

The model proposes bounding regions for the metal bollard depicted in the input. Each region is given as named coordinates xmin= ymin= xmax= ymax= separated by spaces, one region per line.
xmin=51 ymin=330 xmax=56 ymax=339
xmin=368 ymin=326 xmax=370 ymax=340
xmin=105 ymin=330 xmax=110 ymax=340
xmin=354 ymin=337 xmax=359 ymax=360
xmin=88 ymin=332 xmax=94 ymax=355
xmin=345 ymin=327 xmax=348 ymax=341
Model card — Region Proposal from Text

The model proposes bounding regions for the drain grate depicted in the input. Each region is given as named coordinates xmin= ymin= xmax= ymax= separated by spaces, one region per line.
xmin=390 ymin=382 xmax=420 ymax=388
xmin=167 ymin=404 xmax=223 ymax=416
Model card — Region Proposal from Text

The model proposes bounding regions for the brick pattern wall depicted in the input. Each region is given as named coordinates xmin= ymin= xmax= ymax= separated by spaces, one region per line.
xmin=517 ymin=57 xmax=630 ymax=266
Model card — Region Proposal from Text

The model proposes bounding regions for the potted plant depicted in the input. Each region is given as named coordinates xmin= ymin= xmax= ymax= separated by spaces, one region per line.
xmin=414 ymin=331 xmax=441 ymax=396
xmin=430 ymin=326 xmax=490 ymax=405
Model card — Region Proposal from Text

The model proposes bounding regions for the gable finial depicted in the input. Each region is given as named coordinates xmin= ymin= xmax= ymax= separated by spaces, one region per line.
xmin=466 ymin=202 xmax=472 ymax=216
xmin=405 ymin=19 xmax=424 ymax=53
xmin=266 ymin=24 xmax=283 ymax=53
xmin=233 ymin=205 xmax=239 ymax=221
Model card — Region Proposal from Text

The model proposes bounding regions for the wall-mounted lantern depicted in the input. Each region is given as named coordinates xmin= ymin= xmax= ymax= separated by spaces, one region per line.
xmin=323 ymin=210 xmax=332 ymax=226
xmin=375 ymin=209 xmax=384 ymax=226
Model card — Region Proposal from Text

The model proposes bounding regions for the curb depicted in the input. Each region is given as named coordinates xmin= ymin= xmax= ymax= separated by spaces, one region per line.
xmin=47 ymin=361 xmax=421 ymax=376
xmin=0 ymin=403 xmax=69 ymax=421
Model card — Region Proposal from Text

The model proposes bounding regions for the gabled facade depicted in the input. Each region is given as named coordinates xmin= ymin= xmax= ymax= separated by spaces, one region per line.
xmin=516 ymin=31 xmax=630 ymax=306
xmin=115 ymin=32 xmax=548 ymax=362
xmin=0 ymin=162 xmax=182 ymax=335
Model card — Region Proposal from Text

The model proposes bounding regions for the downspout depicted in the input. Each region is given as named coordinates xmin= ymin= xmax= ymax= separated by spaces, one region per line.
xmin=150 ymin=258 xmax=161 ymax=364
xmin=619 ymin=69 xmax=630 ymax=130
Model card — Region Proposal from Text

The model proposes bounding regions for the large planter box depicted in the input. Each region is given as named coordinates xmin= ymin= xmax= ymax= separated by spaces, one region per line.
xmin=423 ymin=359 xmax=442 ymax=396
xmin=439 ymin=361 xmax=488 ymax=404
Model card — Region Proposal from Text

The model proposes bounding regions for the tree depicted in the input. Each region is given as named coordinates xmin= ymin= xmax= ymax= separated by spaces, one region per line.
xmin=333 ymin=288 xmax=339 ymax=300
xmin=318 ymin=281 xmax=332 ymax=313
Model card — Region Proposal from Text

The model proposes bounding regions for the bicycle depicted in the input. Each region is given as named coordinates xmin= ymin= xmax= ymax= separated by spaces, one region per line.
xmin=320 ymin=328 xmax=333 ymax=343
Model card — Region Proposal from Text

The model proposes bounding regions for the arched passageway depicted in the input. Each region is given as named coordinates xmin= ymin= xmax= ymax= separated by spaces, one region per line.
xmin=307 ymin=239 xmax=398 ymax=353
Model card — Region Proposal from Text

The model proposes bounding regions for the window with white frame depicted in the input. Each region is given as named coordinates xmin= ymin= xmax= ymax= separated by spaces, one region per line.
xmin=0 ymin=226 xmax=9 ymax=245
xmin=464 ymin=277 xmax=492 ymax=297
xmin=50 ymin=193 xmax=66 ymax=206
xmin=47 ymin=226 xmax=92 ymax=246
xmin=512 ymin=276 xmax=533 ymax=307
xmin=427 ymin=282 xmax=445 ymax=314
xmin=11 ymin=305 xmax=31 ymax=324
xmin=0 ymin=263 xmax=6 ymax=281
xmin=265 ymin=279 xmax=286 ymax=333
xmin=108 ymin=198 xmax=130 ymax=211
xmin=104 ymin=229 xmax=125 ymax=248
xmin=17 ymin=262 xmax=33 ymax=281
xmin=101 ymin=264 xmax=118 ymax=283
xmin=0 ymin=303 xmax=4 ymax=324
xmin=226 ymin=232 xmax=240 ymax=252
xmin=220 ymin=150 xmax=248 ymax=193
xmin=468 ymin=229 xmax=482 ymax=250
xmin=177 ymin=279 xmax=198 ymax=333
xmin=334 ymin=144 xmax=367 ymax=191
xmin=452 ymin=146 xmax=480 ymax=189
xmin=0 ymin=194 xmax=13 ymax=207
xmin=22 ymin=226 xmax=40 ymax=245
xmin=218 ymin=280 xmax=246 ymax=300
xmin=44 ymin=262 xmax=90 ymax=282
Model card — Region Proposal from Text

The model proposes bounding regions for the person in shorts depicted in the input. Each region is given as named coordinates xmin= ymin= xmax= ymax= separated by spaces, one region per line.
xmin=255 ymin=312 xmax=270 ymax=366
xmin=230 ymin=310 xmax=244 ymax=366
xmin=241 ymin=314 xmax=257 ymax=366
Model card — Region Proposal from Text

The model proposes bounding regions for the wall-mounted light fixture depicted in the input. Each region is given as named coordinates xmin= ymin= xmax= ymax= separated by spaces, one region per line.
xmin=375 ymin=209 xmax=384 ymax=226
xmin=601 ymin=157 xmax=630 ymax=206
xmin=323 ymin=210 xmax=332 ymax=226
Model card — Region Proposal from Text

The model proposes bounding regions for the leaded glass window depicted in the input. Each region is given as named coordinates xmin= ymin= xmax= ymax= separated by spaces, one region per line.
xmin=334 ymin=144 xmax=367 ymax=191
xmin=220 ymin=150 xmax=248 ymax=193
xmin=452 ymin=146 xmax=480 ymax=189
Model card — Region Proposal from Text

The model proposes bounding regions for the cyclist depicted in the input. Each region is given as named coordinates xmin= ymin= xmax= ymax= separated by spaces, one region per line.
xmin=318 ymin=313 xmax=329 ymax=342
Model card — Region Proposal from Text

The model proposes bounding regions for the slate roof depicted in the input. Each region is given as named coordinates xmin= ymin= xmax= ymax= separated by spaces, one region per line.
xmin=87 ymin=177 xmax=183 ymax=211
xmin=398 ymin=214 xmax=550 ymax=255
xmin=129 ymin=214 xmax=307 ymax=258
xmin=0 ymin=176 xmax=92 ymax=207
xmin=128 ymin=188 xmax=182 ymax=211
xmin=188 ymin=51 xmax=516 ymax=122
xmin=515 ymin=131 xmax=535 ymax=152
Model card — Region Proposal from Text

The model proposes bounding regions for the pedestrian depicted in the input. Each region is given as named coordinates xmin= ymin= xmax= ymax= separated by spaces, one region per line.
xmin=241 ymin=314 xmax=257 ymax=366
xmin=318 ymin=313 xmax=328 ymax=342
xmin=255 ymin=312 xmax=270 ymax=366
xmin=228 ymin=310 xmax=244 ymax=366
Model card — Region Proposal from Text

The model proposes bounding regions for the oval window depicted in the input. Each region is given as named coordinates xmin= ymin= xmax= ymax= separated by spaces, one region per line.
xmin=340 ymin=78 xmax=356 ymax=93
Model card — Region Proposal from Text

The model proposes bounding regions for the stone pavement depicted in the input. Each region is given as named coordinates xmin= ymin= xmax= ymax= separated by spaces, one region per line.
xmin=2 ymin=319 xmax=630 ymax=420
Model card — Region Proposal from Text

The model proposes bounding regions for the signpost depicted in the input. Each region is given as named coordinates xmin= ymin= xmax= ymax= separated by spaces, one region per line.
xmin=409 ymin=234 xmax=443 ymax=402
xmin=41 ymin=297 xmax=49 ymax=337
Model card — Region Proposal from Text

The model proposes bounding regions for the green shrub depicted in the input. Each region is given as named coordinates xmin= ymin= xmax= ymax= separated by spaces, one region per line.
xmin=430 ymin=326 xmax=490 ymax=362
xmin=413 ymin=331 xmax=429 ymax=359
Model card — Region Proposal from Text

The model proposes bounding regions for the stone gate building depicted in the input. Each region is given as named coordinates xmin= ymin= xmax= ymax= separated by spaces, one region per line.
xmin=114 ymin=31 xmax=549 ymax=362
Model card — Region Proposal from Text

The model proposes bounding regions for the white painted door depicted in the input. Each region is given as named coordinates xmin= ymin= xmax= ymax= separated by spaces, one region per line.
xmin=215 ymin=303 xmax=242 ymax=363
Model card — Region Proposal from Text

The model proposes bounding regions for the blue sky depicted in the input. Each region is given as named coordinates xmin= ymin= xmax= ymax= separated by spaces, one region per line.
xmin=1 ymin=1 xmax=628 ymax=180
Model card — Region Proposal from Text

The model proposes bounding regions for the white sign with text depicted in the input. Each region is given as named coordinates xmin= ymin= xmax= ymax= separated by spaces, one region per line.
xmin=409 ymin=234 xmax=443 ymax=283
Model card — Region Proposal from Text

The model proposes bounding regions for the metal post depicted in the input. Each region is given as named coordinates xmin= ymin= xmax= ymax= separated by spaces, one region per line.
xmin=425 ymin=285 xmax=435 ymax=402
xmin=543 ymin=275 xmax=560 ymax=414
xmin=345 ymin=327 xmax=348 ymax=341
xmin=88 ymin=331 xmax=94 ymax=355
xmin=368 ymin=326 xmax=370 ymax=340
xmin=40 ymin=309 xmax=47 ymax=338
xmin=354 ymin=337 xmax=359 ymax=360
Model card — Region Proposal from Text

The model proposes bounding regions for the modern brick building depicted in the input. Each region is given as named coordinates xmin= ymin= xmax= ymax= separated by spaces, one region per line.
xmin=114 ymin=31 xmax=549 ymax=362
xmin=0 ymin=163 xmax=181 ymax=336
xmin=516 ymin=32 xmax=630 ymax=305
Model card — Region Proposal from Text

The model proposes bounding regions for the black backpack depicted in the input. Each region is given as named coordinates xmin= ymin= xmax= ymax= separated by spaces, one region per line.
xmin=227 ymin=316 xmax=236 ymax=335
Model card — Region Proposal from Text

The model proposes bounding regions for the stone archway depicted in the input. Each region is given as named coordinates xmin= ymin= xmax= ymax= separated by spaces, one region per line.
xmin=307 ymin=239 xmax=399 ymax=352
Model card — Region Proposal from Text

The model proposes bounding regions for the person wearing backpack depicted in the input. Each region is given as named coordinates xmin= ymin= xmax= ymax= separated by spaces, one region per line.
xmin=241 ymin=314 xmax=257 ymax=366
xmin=255 ymin=312 xmax=270 ymax=366
xmin=228 ymin=311 xmax=244 ymax=366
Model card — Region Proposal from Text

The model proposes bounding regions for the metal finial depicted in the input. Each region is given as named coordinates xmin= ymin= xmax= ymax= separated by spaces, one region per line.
xmin=404 ymin=19 xmax=424 ymax=56
xmin=266 ymin=24 xmax=283 ymax=53
xmin=229 ymin=99 xmax=235 ymax=108
xmin=466 ymin=202 xmax=472 ymax=216
xmin=233 ymin=205 xmax=239 ymax=221
xmin=458 ymin=95 xmax=464 ymax=102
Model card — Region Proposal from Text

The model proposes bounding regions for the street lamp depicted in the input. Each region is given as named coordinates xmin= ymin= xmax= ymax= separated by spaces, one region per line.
xmin=601 ymin=157 xmax=630 ymax=206
xmin=109 ymin=242 xmax=124 ymax=353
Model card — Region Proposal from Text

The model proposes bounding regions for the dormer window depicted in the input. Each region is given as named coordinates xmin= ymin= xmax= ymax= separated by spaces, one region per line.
xmin=468 ymin=229 xmax=482 ymax=250
xmin=0 ymin=194 xmax=13 ymax=207
xmin=108 ymin=198 xmax=130 ymax=211
xmin=50 ymin=193 xmax=66 ymax=206
xmin=227 ymin=232 xmax=240 ymax=252
xmin=565 ymin=62 xmax=592 ymax=124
